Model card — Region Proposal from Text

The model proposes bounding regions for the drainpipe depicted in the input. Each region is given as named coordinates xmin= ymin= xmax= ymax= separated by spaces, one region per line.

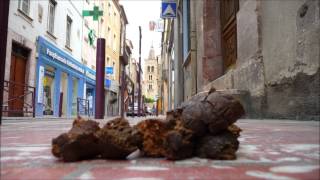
xmin=174 ymin=9 xmax=184 ymax=108
xmin=0 ymin=0 xmax=10 ymax=124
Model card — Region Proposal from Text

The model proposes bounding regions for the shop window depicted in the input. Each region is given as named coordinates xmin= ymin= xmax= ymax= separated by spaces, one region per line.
xmin=43 ymin=67 xmax=55 ymax=115
xmin=66 ymin=16 xmax=72 ymax=48
xmin=18 ymin=0 xmax=30 ymax=15
xmin=47 ymin=0 xmax=56 ymax=35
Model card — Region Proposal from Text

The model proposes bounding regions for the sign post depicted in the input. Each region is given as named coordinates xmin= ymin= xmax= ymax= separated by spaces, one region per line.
xmin=82 ymin=7 xmax=105 ymax=119
xmin=161 ymin=1 xmax=177 ymax=18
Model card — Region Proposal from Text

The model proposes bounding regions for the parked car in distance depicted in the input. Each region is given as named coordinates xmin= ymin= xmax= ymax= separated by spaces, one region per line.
xmin=126 ymin=106 xmax=138 ymax=117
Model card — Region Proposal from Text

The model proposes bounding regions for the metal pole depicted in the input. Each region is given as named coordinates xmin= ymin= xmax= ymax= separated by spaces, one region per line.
xmin=95 ymin=38 xmax=105 ymax=119
xmin=138 ymin=26 xmax=142 ymax=116
xmin=0 ymin=0 xmax=10 ymax=125
xmin=120 ymin=65 xmax=125 ymax=117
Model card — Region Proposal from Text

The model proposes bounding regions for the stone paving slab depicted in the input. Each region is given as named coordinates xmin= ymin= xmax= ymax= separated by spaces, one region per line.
xmin=1 ymin=118 xmax=319 ymax=180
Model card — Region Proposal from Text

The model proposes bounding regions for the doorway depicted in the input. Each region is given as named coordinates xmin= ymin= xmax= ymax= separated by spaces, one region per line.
xmin=60 ymin=72 xmax=68 ymax=116
xmin=220 ymin=0 xmax=239 ymax=71
xmin=71 ymin=77 xmax=79 ymax=116
xmin=8 ymin=42 xmax=29 ymax=116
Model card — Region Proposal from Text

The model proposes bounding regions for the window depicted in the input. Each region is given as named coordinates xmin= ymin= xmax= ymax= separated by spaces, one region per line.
xmin=18 ymin=0 xmax=30 ymax=15
xmin=47 ymin=0 xmax=56 ymax=34
xmin=151 ymin=66 xmax=154 ymax=72
xmin=148 ymin=66 xmax=150 ymax=72
xmin=107 ymin=57 xmax=110 ymax=65
xmin=66 ymin=16 xmax=72 ymax=48
xmin=107 ymin=27 xmax=111 ymax=47
xmin=149 ymin=84 xmax=152 ymax=90
xmin=113 ymin=34 xmax=116 ymax=51
xmin=108 ymin=3 xmax=111 ymax=16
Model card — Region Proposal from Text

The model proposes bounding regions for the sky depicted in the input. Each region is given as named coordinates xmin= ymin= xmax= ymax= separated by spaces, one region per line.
xmin=120 ymin=0 xmax=162 ymax=63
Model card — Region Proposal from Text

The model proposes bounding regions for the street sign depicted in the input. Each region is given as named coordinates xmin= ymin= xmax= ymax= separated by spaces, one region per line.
xmin=82 ymin=6 xmax=103 ymax=21
xmin=105 ymin=67 xmax=113 ymax=74
xmin=161 ymin=2 xmax=176 ymax=18
xmin=149 ymin=19 xmax=164 ymax=32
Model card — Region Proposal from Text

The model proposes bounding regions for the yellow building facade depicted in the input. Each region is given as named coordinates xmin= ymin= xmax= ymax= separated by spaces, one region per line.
xmin=103 ymin=0 xmax=122 ymax=116
xmin=103 ymin=0 xmax=121 ymax=83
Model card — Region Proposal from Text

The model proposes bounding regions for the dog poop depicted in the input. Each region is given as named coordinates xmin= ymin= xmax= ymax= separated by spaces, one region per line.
xmin=52 ymin=88 xmax=245 ymax=162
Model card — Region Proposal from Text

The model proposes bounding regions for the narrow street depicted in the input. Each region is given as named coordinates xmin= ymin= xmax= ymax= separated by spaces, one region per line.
xmin=1 ymin=118 xmax=319 ymax=179
xmin=0 ymin=0 xmax=319 ymax=179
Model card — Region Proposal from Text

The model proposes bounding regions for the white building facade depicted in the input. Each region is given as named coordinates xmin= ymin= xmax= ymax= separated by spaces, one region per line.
xmin=4 ymin=0 xmax=94 ymax=117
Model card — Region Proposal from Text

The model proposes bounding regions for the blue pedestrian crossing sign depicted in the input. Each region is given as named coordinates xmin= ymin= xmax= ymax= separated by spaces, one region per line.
xmin=161 ymin=2 xmax=176 ymax=18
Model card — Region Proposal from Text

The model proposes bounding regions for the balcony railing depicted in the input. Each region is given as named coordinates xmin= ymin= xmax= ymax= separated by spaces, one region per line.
xmin=2 ymin=80 xmax=35 ymax=117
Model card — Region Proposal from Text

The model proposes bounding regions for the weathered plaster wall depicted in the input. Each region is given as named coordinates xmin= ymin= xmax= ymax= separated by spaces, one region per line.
xmin=261 ymin=0 xmax=320 ymax=120
xmin=196 ymin=0 xmax=204 ymax=91
xmin=201 ymin=0 xmax=223 ymax=88
xmin=233 ymin=0 xmax=266 ymax=117
xmin=202 ymin=0 xmax=266 ymax=117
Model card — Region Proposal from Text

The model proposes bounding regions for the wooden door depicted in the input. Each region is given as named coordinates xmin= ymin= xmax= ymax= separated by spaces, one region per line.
xmin=8 ymin=54 xmax=27 ymax=116
xmin=221 ymin=0 xmax=239 ymax=71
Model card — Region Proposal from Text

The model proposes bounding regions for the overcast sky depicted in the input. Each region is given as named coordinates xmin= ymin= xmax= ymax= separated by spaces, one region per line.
xmin=120 ymin=0 xmax=162 ymax=63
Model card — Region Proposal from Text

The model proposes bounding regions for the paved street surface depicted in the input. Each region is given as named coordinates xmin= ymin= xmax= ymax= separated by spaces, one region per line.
xmin=1 ymin=117 xmax=319 ymax=180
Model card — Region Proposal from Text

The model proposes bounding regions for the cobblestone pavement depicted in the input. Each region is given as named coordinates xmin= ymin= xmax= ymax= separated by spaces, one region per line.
xmin=1 ymin=117 xmax=319 ymax=180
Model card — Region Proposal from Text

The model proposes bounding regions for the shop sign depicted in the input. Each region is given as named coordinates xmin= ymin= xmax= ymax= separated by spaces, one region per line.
xmin=105 ymin=79 xmax=111 ymax=88
xmin=45 ymin=69 xmax=55 ymax=77
xmin=45 ymin=48 xmax=84 ymax=74
xmin=85 ymin=70 xmax=96 ymax=81
xmin=105 ymin=67 xmax=113 ymax=74
xmin=38 ymin=66 xmax=45 ymax=103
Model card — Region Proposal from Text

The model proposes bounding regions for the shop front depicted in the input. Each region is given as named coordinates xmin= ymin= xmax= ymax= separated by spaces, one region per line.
xmin=35 ymin=36 xmax=85 ymax=117
xmin=84 ymin=67 xmax=96 ymax=116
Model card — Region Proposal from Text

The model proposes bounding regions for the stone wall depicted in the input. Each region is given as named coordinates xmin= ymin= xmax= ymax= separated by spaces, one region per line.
xmin=202 ymin=0 xmax=319 ymax=120
xmin=261 ymin=0 xmax=320 ymax=120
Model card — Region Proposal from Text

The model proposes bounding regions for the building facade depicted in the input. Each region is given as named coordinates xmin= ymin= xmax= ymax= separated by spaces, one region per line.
xmin=81 ymin=0 xmax=105 ymax=117
xmin=103 ymin=0 xmax=121 ymax=117
xmin=162 ymin=0 xmax=320 ymax=120
xmin=4 ymin=0 xmax=89 ymax=117
xmin=143 ymin=46 xmax=160 ymax=106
